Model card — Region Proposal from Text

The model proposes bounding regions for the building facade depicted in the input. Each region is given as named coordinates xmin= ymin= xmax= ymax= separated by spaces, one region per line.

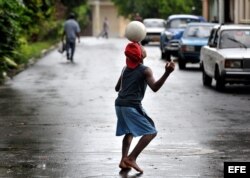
xmin=202 ymin=0 xmax=250 ymax=24
xmin=88 ymin=0 xmax=129 ymax=37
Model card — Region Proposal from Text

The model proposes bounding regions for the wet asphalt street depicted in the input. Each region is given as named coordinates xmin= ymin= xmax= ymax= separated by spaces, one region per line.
xmin=0 ymin=37 xmax=250 ymax=178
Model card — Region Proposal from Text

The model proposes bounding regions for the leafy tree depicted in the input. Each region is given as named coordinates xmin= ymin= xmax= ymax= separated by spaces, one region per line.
xmin=59 ymin=0 xmax=90 ymax=34
xmin=111 ymin=0 xmax=202 ymax=20
xmin=0 ymin=0 xmax=25 ymax=81
xmin=0 ymin=0 xmax=25 ymax=56
xmin=22 ymin=0 xmax=56 ymax=41
xmin=60 ymin=0 xmax=87 ymax=10
xmin=73 ymin=5 xmax=90 ymax=30
xmin=0 ymin=0 xmax=60 ymax=81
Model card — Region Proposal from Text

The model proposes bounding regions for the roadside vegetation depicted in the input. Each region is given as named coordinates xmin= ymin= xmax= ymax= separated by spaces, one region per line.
xmin=111 ymin=0 xmax=202 ymax=19
xmin=0 ymin=0 xmax=89 ymax=84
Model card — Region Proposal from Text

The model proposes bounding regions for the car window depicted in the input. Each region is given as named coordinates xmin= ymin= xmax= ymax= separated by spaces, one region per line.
xmin=208 ymin=29 xmax=216 ymax=46
xmin=167 ymin=18 xmax=200 ymax=28
xmin=144 ymin=20 xmax=165 ymax=28
xmin=219 ymin=30 xmax=250 ymax=49
xmin=214 ymin=30 xmax=219 ymax=46
xmin=184 ymin=25 xmax=213 ymax=38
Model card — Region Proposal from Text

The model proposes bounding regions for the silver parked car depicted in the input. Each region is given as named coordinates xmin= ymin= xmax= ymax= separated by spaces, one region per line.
xmin=141 ymin=18 xmax=165 ymax=46
xmin=200 ymin=24 xmax=250 ymax=90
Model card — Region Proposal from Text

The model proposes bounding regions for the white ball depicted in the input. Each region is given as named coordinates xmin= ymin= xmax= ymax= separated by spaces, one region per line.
xmin=125 ymin=21 xmax=146 ymax=42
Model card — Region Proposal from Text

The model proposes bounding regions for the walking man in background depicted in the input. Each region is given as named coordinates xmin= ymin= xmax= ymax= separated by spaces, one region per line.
xmin=97 ymin=17 xmax=109 ymax=39
xmin=62 ymin=12 xmax=80 ymax=62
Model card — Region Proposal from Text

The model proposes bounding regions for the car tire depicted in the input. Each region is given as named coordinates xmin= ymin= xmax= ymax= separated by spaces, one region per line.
xmin=202 ymin=68 xmax=212 ymax=86
xmin=216 ymin=77 xmax=225 ymax=91
xmin=178 ymin=58 xmax=186 ymax=69
xmin=199 ymin=63 xmax=203 ymax=71
xmin=141 ymin=40 xmax=147 ymax=46
xmin=215 ymin=67 xmax=225 ymax=91
xmin=161 ymin=51 xmax=166 ymax=59
xmin=165 ymin=50 xmax=171 ymax=61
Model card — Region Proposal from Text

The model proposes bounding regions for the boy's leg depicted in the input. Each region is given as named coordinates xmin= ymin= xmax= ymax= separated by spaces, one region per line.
xmin=119 ymin=133 xmax=133 ymax=169
xmin=104 ymin=31 xmax=108 ymax=39
xmin=124 ymin=133 xmax=157 ymax=173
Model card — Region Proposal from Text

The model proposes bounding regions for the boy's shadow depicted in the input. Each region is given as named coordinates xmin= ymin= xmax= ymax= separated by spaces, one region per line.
xmin=119 ymin=169 xmax=143 ymax=178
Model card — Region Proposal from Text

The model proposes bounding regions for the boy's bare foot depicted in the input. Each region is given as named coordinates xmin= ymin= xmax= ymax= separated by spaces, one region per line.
xmin=124 ymin=157 xmax=143 ymax=173
xmin=119 ymin=160 xmax=131 ymax=170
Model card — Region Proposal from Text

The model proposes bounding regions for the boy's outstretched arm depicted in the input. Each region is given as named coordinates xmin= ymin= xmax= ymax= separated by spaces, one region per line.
xmin=145 ymin=61 xmax=175 ymax=92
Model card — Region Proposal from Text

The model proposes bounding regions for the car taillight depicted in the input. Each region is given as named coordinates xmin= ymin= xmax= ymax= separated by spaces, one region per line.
xmin=181 ymin=45 xmax=194 ymax=52
xmin=181 ymin=45 xmax=186 ymax=51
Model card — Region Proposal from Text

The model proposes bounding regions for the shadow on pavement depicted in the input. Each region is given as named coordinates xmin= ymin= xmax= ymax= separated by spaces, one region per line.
xmin=222 ymin=85 xmax=250 ymax=94
xmin=119 ymin=169 xmax=143 ymax=178
xmin=203 ymin=83 xmax=250 ymax=94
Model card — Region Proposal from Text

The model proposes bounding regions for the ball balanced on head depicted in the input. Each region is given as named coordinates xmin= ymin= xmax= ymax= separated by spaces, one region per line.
xmin=125 ymin=21 xmax=146 ymax=42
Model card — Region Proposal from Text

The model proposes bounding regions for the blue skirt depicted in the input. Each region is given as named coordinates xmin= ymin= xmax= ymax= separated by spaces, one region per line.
xmin=115 ymin=106 xmax=157 ymax=137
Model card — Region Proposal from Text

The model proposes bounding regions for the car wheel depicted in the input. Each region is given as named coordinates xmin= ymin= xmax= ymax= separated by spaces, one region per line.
xmin=178 ymin=58 xmax=186 ymax=69
xmin=141 ymin=40 xmax=147 ymax=46
xmin=199 ymin=63 xmax=203 ymax=71
xmin=216 ymin=77 xmax=225 ymax=91
xmin=165 ymin=50 xmax=171 ymax=61
xmin=202 ymin=68 xmax=212 ymax=86
xmin=161 ymin=51 xmax=166 ymax=59
xmin=215 ymin=67 xmax=225 ymax=91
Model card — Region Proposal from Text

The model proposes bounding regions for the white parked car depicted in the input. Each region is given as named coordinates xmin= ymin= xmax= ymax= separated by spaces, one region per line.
xmin=141 ymin=18 xmax=165 ymax=45
xmin=200 ymin=25 xmax=250 ymax=90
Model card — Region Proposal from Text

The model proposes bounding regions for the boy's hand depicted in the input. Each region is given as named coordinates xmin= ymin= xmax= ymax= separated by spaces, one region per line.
xmin=165 ymin=61 xmax=175 ymax=74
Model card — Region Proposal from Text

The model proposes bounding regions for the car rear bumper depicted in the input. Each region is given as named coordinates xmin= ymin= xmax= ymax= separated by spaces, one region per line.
xmin=144 ymin=35 xmax=161 ymax=42
xmin=164 ymin=45 xmax=179 ymax=57
xmin=179 ymin=52 xmax=200 ymax=63
xmin=164 ymin=40 xmax=180 ymax=51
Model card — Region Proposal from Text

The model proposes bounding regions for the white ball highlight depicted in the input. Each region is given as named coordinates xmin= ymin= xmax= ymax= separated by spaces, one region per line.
xmin=125 ymin=21 xmax=146 ymax=42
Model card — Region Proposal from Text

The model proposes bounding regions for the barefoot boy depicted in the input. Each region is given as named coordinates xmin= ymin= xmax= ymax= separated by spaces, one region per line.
xmin=115 ymin=42 xmax=175 ymax=173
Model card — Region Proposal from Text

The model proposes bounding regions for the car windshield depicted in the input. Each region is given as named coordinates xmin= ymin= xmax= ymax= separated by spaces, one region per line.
xmin=144 ymin=20 xmax=165 ymax=28
xmin=168 ymin=18 xmax=200 ymax=28
xmin=220 ymin=30 xmax=250 ymax=49
xmin=184 ymin=25 xmax=213 ymax=38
